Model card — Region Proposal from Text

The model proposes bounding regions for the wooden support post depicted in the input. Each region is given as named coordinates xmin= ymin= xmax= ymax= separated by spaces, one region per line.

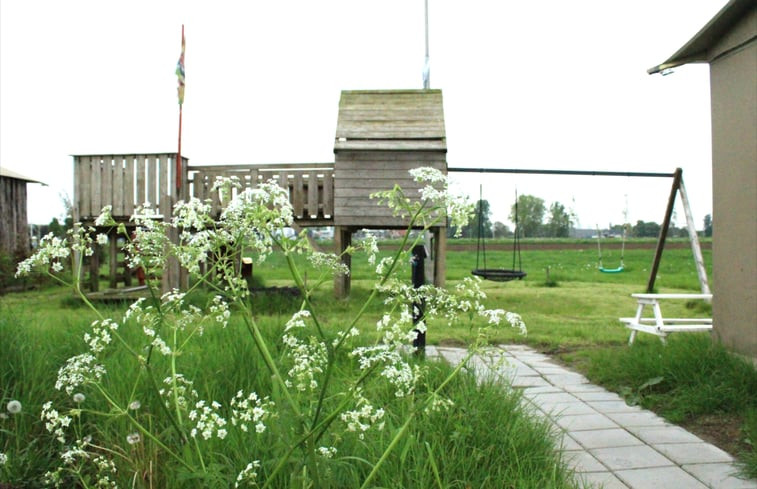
xmin=108 ymin=229 xmax=118 ymax=289
xmin=89 ymin=240 xmax=100 ymax=292
xmin=647 ymin=168 xmax=682 ymax=293
xmin=678 ymin=178 xmax=711 ymax=295
xmin=334 ymin=226 xmax=352 ymax=298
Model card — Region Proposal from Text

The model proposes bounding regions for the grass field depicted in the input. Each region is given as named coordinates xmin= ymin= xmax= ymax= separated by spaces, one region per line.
xmin=3 ymin=236 xmax=755 ymax=486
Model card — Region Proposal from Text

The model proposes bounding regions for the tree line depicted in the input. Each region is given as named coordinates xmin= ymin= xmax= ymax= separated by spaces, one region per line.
xmin=449 ymin=195 xmax=714 ymax=239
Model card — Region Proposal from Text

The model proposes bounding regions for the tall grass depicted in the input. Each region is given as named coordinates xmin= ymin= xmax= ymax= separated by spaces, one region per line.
xmin=0 ymin=295 xmax=579 ymax=488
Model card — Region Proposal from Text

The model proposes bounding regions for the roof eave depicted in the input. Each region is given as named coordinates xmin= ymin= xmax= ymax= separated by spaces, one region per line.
xmin=648 ymin=0 xmax=754 ymax=75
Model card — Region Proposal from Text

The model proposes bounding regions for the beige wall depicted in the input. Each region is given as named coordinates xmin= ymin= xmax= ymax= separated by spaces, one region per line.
xmin=709 ymin=10 xmax=757 ymax=358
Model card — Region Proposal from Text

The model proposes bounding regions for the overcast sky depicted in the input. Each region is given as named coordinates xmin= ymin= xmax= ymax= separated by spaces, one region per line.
xmin=0 ymin=0 xmax=727 ymax=229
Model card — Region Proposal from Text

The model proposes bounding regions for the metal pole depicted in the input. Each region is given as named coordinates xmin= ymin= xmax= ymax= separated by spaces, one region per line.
xmin=447 ymin=167 xmax=675 ymax=178
xmin=423 ymin=0 xmax=430 ymax=89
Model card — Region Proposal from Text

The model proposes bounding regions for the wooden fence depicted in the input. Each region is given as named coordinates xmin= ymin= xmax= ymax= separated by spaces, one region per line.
xmin=73 ymin=155 xmax=334 ymax=226
xmin=73 ymin=154 xmax=189 ymax=221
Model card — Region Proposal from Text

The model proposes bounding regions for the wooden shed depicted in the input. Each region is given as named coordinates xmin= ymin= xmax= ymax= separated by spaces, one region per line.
xmin=333 ymin=89 xmax=448 ymax=296
xmin=0 ymin=167 xmax=44 ymax=260
xmin=649 ymin=0 xmax=757 ymax=360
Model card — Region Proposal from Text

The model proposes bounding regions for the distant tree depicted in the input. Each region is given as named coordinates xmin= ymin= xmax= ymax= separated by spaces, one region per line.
xmin=632 ymin=220 xmax=661 ymax=238
xmin=492 ymin=221 xmax=511 ymax=238
xmin=511 ymin=195 xmax=545 ymax=238
xmin=703 ymin=214 xmax=713 ymax=237
xmin=48 ymin=217 xmax=67 ymax=238
xmin=545 ymin=202 xmax=573 ymax=238
xmin=461 ymin=199 xmax=492 ymax=239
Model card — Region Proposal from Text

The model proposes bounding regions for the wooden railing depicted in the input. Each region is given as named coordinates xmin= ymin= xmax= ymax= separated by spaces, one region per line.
xmin=73 ymin=153 xmax=188 ymax=221
xmin=188 ymin=164 xmax=334 ymax=224
xmin=73 ymin=155 xmax=334 ymax=226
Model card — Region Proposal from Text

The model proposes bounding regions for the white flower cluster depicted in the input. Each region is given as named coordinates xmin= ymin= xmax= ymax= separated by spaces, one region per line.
xmin=55 ymin=353 xmax=106 ymax=395
xmin=15 ymin=232 xmax=71 ymax=276
xmin=283 ymin=335 xmax=327 ymax=393
xmin=83 ymin=319 xmax=119 ymax=354
xmin=209 ymin=295 xmax=231 ymax=327
xmin=340 ymin=394 xmax=385 ymax=440
xmin=189 ymin=400 xmax=228 ymax=440
xmin=124 ymin=205 xmax=170 ymax=273
xmin=158 ymin=373 xmax=197 ymax=410
xmin=94 ymin=205 xmax=116 ymax=227
xmin=0 ymin=452 xmax=7 ymax=466
xmin=307 ymin=251 xmax=349 ymax=277
xmin=235 ymin=460 xmax=261 ymax=488
xmin=172 ymin=197 xmax=213 ymax=231
xmin=409 ymin=167 xmax=473 ymax=235
xmin=230 ymin=390 xmax=273 ymax=434
xmin=357 ymin=235 xmax=379 ymax=265
xmin=317 ymin=446 xmax=337 ymax=459
xmin=41 ymin=401 xmax=72 ymax=443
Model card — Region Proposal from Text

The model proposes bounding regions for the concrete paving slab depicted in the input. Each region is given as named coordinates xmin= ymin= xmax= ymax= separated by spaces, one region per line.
xmin=564 ymin=383 xmax=613 ymax=394
xmin=683 ymin=462 xmax=757 ymax=489
xmin=576 ymin=471 xmax=630 ymax=489
xmin=522 ymin=385 xmax=562 ymax=395
xmin=525 ymin=392 xmax=580 ymax=404
xmin=627 ymin=425 xmax=704 ymax=445
xmin=572 ymin=390 xmax=625 ymax=402
xmin=590 ymin=445 xmax=674 ymax=470
xmin=556 ymin=413 xmax=619 ymax=432
xmin=539 ymin=401 xmax=598 ymax=416
xmin=563 ymin=450 xmax=608 ymax=473
xmin=654 ymin=442 xmax=735 ymax=465
xmin=616 ymin=466 xmax=709 ymax=489
xmin=570 ymin=428 xmax=645 ymax=449
xmin=510 ymin=375 xmax=551 ymax=387
xmin=605 ymin=411 xmax=668 ymax=427
xmin=587 ymin=400 xmax=643 ymax=414
xmin=557 ymin=434 xmax=583 ymax=451
xmin=545 ymin=373 xmax=591 ymax=386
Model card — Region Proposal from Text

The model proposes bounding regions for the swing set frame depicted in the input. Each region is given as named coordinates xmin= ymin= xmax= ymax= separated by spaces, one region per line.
xmin=447 ymin=166 xmax=710 ymax=294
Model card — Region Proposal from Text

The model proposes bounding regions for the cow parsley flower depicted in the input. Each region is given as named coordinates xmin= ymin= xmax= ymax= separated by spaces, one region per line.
xmin=189 ymin=400 xmax=228 ymax=440
xmin=55 ymin=353 xmax=106 ymax=395
xmin=230 ymin=390 xmax=274 ymax=434
xmin=41 ymin=401 xmax=72 ymax=443
xmin=235 ymin=461 xmax=262 ymax=488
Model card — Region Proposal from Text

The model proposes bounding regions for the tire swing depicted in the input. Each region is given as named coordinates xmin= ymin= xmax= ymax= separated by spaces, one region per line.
xmin=471 ymin=187 xmax=527 ymax=282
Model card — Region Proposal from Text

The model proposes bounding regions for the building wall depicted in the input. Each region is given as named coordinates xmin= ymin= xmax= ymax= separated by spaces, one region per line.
xmin=334 ymin=150 xmax=447 ymax=228
xmin=0 ymin=176 xmax=31 ymax=259
xmin=709 ymin=10 xmax=757 ymax=358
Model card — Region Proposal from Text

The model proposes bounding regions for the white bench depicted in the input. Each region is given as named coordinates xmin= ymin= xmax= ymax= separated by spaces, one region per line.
xmin=620 ymin=293 xmax=713 ymax=345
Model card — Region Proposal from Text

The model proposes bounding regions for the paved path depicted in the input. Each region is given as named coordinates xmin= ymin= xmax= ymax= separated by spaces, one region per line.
xmin=425 ymin=344 xmax=757 ymax=489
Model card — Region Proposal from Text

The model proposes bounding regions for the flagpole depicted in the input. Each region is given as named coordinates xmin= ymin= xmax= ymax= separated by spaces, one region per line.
xmin=176 ymin=24 xmax=185 ymax=191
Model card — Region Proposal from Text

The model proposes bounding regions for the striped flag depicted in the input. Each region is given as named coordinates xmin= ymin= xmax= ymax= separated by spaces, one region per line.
xmin=176 ymin=29 xmax=185 ymax=105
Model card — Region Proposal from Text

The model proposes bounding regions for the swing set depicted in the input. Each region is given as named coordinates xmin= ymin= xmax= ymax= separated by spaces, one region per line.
xmin=447 ymin=166 xmax=711 ymax=295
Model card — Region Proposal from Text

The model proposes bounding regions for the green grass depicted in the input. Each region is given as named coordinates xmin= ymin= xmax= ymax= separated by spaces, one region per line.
xmin=4 ymin=238 xmax=755 ymax=485
xmin=0 ymin=295 xmax=580 ymax=488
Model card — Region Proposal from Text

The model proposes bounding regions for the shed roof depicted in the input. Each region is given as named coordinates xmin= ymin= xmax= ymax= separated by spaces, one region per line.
xmin=334 ymin=89 xmax=446 ymax=151
xmin=0 ymin=167 xmax=46 ymax=185
xmin=648 ymin=0 xmax=756 ymax=74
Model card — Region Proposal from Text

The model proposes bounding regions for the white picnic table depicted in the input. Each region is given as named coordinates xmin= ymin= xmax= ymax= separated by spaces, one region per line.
xmin=620 ymin=293 xmax=713 ymax=344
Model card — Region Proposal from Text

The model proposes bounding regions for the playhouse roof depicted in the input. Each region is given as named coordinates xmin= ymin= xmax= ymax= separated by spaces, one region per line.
xmin=334 ymin=89 xmax=446 ymax=151
xmin=0 ymin=167 xmax=46 ymax=185
xmin=648 ymin=0 xmax=755 ymax=74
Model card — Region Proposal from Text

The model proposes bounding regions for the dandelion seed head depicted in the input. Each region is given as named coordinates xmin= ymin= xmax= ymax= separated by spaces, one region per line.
xmin=6 ymin=400 xmax=22 ymax=414
xmin=73 ymin=393 xmax=86 ymax=403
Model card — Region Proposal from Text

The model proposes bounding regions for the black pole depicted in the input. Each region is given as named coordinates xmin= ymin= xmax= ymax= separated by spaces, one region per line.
xmin=411 ymin=244 xmax=427 ymax=352
xmin=447 ymin=167 xmax=675 ymax=178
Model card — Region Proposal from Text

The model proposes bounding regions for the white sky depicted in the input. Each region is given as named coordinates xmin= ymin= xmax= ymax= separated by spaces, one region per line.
xmin=0 ymin=0 xmax=726 ymax=229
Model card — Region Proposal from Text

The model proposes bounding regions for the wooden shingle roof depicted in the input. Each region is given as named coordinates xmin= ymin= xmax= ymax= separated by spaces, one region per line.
xmin=334 ymin=89 xmax=446 ymax=151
